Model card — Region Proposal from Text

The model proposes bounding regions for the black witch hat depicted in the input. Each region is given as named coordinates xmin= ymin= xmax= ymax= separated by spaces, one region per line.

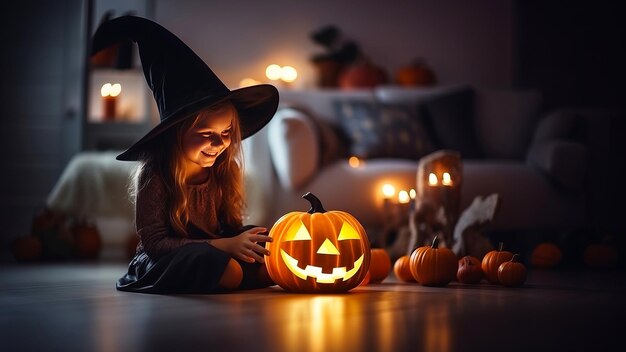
xmin=90 ymin=16 xmax=279 ymax=161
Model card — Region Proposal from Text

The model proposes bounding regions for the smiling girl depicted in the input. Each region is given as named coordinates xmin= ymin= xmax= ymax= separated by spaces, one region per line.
xmin=90 ymin=16 xmax=279 ymax=293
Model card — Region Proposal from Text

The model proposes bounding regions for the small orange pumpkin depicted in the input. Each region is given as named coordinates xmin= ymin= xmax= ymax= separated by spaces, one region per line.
xmin=583 ymin=243 xmax=619 ymax=269
xmin=339 ymin=60 xmax=388 ymax=89
xmin=481 ymin=242 xmax=513 ymax=284
xmin=266 ymin=192 xmax=371 ymax=293
xmin=393 ymin=255 xmax=415 ymax=282
xmin=530 ymin=242 xmax=563 ymax=269
xmin=409 ymin=235 xmax=457 ymax=286
xmin=11 ymin=236 xmax=43 ymax=262
xmin=369 ymin=248 xmax=392 ymax=283
xmin=498 ymin=254 xmax=527 ymax=287
xmin=457 ymin=256 xmax=483 ymax=284
xmin=394 ymin=58 xmax=436 ymax=87
xmin=73 ymin=221 xmax=102 ymax=260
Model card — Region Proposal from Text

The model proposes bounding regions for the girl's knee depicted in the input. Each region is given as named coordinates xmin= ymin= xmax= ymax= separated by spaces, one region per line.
xmin=218 ymin=258 xmax=242 ymax=290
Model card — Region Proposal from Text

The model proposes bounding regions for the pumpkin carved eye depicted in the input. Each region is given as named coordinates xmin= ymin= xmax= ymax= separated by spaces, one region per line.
xmin=284 ymin=222 xmax=312 ymax=241
xmin=337 ymin=222 xmax=361 ymax=241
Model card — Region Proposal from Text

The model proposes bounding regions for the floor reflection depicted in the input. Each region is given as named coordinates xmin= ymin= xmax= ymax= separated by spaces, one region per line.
xmin=256 ymin=289 xmax=454 ymax=352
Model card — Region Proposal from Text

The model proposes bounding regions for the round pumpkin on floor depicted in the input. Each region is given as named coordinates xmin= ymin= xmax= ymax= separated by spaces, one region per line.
xmin=498 ymin=254 xmax=527 ymax=287
xmin=409 ymin=235 xmax=457 ymax=286
xmin=457 ymin=256 xmax=483 ymax=284
xmin=369 ymin=248 xmax=391 ymax=283
xmin=11 ymin=236 xmax=43 ymax=262
xmin=583 ymin=243 xmax=618 ymax=269
xmin=265 ymin=192 xmax=371 ymax=293
xmin=531 ymin=242 xmax=563 ymax=269
xmin=73 ymin=221 xmax=102 ymax=260
xmin=481 ymin=242 xmax=513 ymax=284
xmin=394 ymin=255 xmax=415 ymax=282
xmin=394 ymin=58 xmax=436 ymax=87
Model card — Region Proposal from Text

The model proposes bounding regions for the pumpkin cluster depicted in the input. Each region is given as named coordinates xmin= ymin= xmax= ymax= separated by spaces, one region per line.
xmin=11 ymin=207 xmax=104 ymax=262
xmin=391 ymin=240 xmax=528 ymax=288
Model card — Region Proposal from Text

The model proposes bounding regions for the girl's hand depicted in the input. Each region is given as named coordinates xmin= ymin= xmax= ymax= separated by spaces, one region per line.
xmin=227 ymin=227 xmax=272 ymax=263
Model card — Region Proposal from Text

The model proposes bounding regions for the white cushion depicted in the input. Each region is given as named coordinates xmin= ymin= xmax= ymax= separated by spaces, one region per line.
xmin=267 ymin=107 xmax=319 ymax=190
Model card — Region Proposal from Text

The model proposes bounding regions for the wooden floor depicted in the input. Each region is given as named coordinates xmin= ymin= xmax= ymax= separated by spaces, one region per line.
xmin=1 ymin=262 xmax=625 ymax=352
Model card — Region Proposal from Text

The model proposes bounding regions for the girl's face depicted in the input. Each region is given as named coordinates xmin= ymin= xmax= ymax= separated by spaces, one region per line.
xmin=181 ymin=105 xmax=235 ymax=172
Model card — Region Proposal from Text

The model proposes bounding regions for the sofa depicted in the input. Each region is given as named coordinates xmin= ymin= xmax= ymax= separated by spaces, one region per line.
xmin=243 ymin=85 xmax=598 ymax=245
xmin=43 ymin=85 xmax=620 ymax=260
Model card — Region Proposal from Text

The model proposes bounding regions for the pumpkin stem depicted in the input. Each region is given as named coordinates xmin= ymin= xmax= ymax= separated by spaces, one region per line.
xmin=431 ymin=235 xmax=439 ymax=248
xmin=511 ymin=254 xmax=521 ymax=263
xmin=303 ymin=192 xmax=327 ymax=214
xmin=498 ymin=242 xmax=504 ymax=252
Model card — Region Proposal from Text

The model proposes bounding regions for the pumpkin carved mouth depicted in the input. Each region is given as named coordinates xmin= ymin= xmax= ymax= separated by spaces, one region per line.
xmin=280 ymin=249 xmax=364 ymax=284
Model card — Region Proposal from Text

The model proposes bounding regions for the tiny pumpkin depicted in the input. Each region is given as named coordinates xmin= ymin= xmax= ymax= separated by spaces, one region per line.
xmin=409 ymin=235 xmax=457 ymax=286
xmin=339 ymin=61 xmax=388 ymax=89
xmin=583 ymin=243 xmax=619 ymax=269
xmin=73 ymin=221 xmax=102 ymax=260
xmin=11 ymin=236 xmax=43 ymax=262
xmin=394 ymin=58 xmax=436 ymax=87
xmin=393 ymin=255 xmax=415 ymax=282
xmin=369 ymin=248 xmax=392 ymax=283
xmin=530 ymin=242 xmax=563 ymax=269
xmin=457 ymin=256 xmax=483 ymax=284
xmin=265 ymin=192 xmax=371 ymax=293
xmin=498 ymin=254 xmax=527 ymax=287
xmin=481 ymin=242 xmax=513 ymax=284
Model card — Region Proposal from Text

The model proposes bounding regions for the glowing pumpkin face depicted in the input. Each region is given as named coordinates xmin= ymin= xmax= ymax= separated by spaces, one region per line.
xmin=265 ymin=192 xmax=371 ymax=293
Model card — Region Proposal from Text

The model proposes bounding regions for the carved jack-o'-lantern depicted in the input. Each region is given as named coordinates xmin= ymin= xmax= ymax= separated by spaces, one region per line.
xmin=416 ymin=150 xmax=462 ymax=246
xmin=266 ymin=192 xmax=371 ymax=293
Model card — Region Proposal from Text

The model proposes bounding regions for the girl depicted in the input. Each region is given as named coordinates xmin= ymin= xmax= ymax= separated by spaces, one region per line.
xmin=91 ymin=16 xmax=280 ymax=293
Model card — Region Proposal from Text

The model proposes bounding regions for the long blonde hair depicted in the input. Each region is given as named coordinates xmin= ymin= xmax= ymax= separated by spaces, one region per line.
xmin=131 ymin=101 xmax=245 ymax=236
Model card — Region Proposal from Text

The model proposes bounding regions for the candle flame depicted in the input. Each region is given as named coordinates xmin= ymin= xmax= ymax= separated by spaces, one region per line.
xmin=265 ymin=64 xmax=282 ymax=80
xmin=382 ymin=184 xmax=396 ymax=199
xmin=442 ymin=172 xmax=452 ymax=186
xmin=398 ymin=190 xmax=410 ymax=204
xmin=348 ymin=156 xmax=361 ymax=168
xmin=409 ymin=189 xmax=416 ymax=199
xmin=281 ymin=66 xmax=298 ymax=82
xmin=101 ymin=82 xmax=121 ymax=97
xmin=428 ymin=173 xmax=438 ymax=186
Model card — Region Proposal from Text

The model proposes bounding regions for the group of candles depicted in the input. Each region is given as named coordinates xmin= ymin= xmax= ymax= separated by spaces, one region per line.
xmin=382 ymin=184 xmax=416 ymax=206
xmin=380 ymin=172 xmax=454 ymax=218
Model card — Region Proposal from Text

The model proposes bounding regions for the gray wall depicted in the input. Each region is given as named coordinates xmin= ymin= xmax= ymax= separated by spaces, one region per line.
xmin=153 ymin=0 xmax=513 ymax=89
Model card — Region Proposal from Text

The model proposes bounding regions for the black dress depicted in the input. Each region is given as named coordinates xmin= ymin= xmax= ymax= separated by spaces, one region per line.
xmin=116 ymin=226 xmax=268 ymax=294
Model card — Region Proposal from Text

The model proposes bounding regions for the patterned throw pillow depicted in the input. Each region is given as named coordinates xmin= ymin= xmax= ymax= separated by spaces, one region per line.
xmin=334 ymin=100 xmax=435 ymax=160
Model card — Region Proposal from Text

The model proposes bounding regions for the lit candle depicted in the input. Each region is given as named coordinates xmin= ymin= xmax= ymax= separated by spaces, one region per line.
xmin=398 ymin=190 xmax=410 ymax=204
xmin=381 ymin=183 xmax=396 ymax=221
xmin=265 ymin=64 xmax=282 ymax=81
xmin=101 ymin=83 xmax=121 ymax=121
xmin=428 ymin=173 xmax=438 ymax=186
xmin=348 ymin=156 xmax=361 ymax=168
xmin=409 ymin=188 xmax=416 ymax=212
xmin=382 ymin=184 xmax=396 ymax=200
xmin=442 ymin=172 xmax=452 ymax=186
xmin=280 ymin=66 xmax=298 ymax=83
